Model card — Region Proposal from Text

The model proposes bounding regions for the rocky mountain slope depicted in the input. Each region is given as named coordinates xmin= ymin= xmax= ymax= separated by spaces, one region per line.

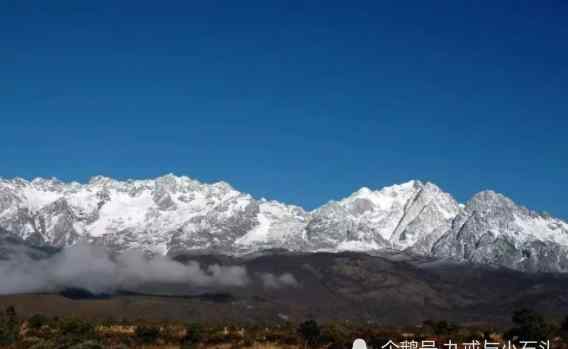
xmin=3 ymin=252 xmax=568 ymax=325
xmin=0 ymin=175 xmax=567 ymax=272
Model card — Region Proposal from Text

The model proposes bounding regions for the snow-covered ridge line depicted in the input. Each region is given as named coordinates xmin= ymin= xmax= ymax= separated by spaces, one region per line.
xmin=0 ymin=174 xmax=567 ymax=272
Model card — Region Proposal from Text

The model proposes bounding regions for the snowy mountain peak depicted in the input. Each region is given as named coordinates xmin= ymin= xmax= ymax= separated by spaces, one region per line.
xmin=469 ymin=190 xmax=515 ymax=207
xmin=88 ymin=175 xmax=117 ymax=186
xmin=353 ymin=186 xmax=372 ymax=196
xmin=306 ymin=180 xmax=461 ymax=252
xmin=341 ymin=180 xmax=421 ymax=209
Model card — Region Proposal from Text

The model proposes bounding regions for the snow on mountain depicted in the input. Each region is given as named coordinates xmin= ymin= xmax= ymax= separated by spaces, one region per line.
xmin=0 ymin=175 xmax=567 ymax=272
xmin=234 ymin=199 xmax=308 ymax=250
xmin=0 ymin=175 xmax=260 ymax=254
xmin=306 ymin=180 xmax=461 ymax=253
xmin=432 ymin=191 xmax=568 ymax=272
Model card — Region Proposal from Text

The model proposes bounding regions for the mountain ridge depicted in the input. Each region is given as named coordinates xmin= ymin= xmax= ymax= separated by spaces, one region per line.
xmin=1 ymin=174 xmax=567 ymax=272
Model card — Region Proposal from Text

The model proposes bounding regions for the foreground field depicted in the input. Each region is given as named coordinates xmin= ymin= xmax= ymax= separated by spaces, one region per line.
xmin=1 ymin=303 xmax=568 ymax=349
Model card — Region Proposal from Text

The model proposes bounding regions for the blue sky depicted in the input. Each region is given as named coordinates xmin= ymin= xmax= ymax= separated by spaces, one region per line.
xmin=1 ymin=1 xmax=567 ymax=218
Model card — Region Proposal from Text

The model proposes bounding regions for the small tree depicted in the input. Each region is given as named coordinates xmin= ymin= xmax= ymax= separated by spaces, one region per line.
xmin=560 ymin=315 xmax=568 ymax=340
xmin=298 ymin=320 xmax=321 ymax=349
xmin=562 ymin=316 xmax=568 ymax=331
xmin=322 ymin=323 xmax=351 ymax=349
xmin=506 ymin=309 xmax=553 ymax=342
xmin=135 ymin=325 xmax=160 ymax=344
xmin=5 ymin=306 xmax=16 ymax=324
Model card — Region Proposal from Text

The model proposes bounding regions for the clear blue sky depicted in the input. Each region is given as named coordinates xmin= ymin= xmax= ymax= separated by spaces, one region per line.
xmin=1 ymin=1 xmax=567 ymax=218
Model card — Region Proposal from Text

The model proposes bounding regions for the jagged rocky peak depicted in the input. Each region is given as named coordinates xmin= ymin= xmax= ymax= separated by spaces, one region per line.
xmin=433 ymin=190 xmax=568 ymax=272
xmin=457 ymin=190 xmax=568 ymax=243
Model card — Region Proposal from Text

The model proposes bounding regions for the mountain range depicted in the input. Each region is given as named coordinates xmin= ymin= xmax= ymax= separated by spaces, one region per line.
xmin=0 ymin=175 xmax=567 ymax=273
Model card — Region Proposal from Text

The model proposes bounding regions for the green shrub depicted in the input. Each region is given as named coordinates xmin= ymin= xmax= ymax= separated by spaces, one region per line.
xmin=29 ymin=314 xmax=49 ymax=329
xmin=0 ymin=323 xmax=17 ymax=345
xmin=28 ymin=339 xmax=57 ymax=349
xmin=206 ymin=331 xmax=229 ymax=344
xmin=183 ymin=322 xmax=203 ymax=344
xmin=68 ymin=340 xmax=104 ymax=349
xmin=60 ymin=318 xmax=96 ymax=338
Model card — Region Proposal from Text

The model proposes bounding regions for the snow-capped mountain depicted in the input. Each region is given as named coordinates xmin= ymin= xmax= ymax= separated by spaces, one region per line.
xmin=306 ymin=181 xmax=460 ymax=253
xmin=0 ymin=175 xmax=567 ymax=272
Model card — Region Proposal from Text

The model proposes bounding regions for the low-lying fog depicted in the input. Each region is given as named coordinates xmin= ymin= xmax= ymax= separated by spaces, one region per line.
xmin=0 ymin=242 xmax=298 ymax=295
